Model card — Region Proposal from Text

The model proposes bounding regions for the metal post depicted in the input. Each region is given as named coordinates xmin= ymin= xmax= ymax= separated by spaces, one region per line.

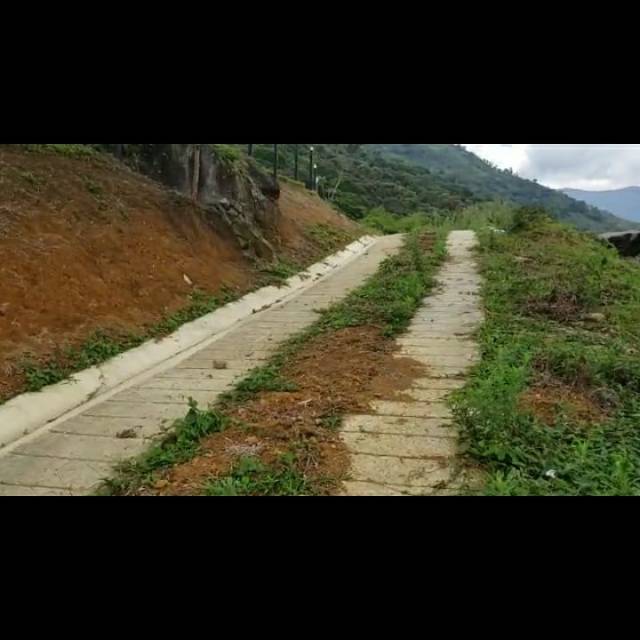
xmin=273 ymin=144 xmax=279 ymax=181
xmin=309 ymin=146 xmax=314 ymax=189
xmin=192 ymin=144 xmax=201 ymax=201
xmin=294 ymin=144 xmax=299 ymax=181
xmin=248 ymin=144 xmax=254 ymax=157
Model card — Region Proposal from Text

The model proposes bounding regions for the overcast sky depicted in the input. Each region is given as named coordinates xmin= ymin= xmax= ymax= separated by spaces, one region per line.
xmin=463 ymin=144 xmax=640 ymax=191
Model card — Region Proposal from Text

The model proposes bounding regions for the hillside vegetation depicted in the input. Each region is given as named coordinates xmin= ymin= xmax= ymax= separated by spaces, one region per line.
xmin=75 ymin=143 xmax=631 ymax=233
xmin=370 ymin=144 xmax=632 ymax=232
xmin=237 ymin=144 xmax=479 ymax=219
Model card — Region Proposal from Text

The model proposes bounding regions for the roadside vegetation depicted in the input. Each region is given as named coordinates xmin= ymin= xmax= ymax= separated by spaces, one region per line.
xmin=18 ymin=290 xmax=232 ymax=395
xmin=361 ymin=202 xmax=514 ymax=236
xmin=452 ymin=207 xmax=640 ymax=495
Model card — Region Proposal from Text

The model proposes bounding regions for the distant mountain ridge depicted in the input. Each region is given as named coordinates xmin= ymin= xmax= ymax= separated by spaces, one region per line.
xmin=369 ymin=144 xmax=633 ymax=232
xmin=562 ymin=187 xmax=640 ymax=225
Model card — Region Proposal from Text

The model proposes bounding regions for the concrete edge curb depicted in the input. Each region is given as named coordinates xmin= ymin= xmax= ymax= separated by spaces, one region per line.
xmin=0 ymin=235 xmax=379 ymax=449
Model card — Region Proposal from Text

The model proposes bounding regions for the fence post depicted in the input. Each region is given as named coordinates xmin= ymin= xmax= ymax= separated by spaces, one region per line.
xmin=192 ymin=144 xmax=201 ymax=201
xmin=273 ymin=144 xmax=279 ymax=181
xmin=308 ymin=146 xmax=314 ymax=189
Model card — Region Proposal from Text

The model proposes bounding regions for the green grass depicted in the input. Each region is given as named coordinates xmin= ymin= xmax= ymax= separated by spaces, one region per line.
xmin=19 ymin=290 xmax=226 ymax=395
xmin=22 ymin=361 xmax=69 ymax=392
xmin=205 ymin=454 xmax=312 ymax=496
xmin=322 ymin=231 xmax=446 ymax=337
xmin=101 ymin=401 xmax=228 ymax=495
xmin=22 ymin=331 xmax=145 ymax=393
xmin=149 ymin=290 xmax=230 ymax=337
xmin=361 ymin=202 xmax=516 ymax=236
xmin=21 ymin=144 xmax=98 ymax=158
xmin=361 ymin=208 xmax=435 ymax=235
xmin=437 ymin=201 xmax=517 ymax=233
xmin=305 ymin=223 xmax=355 ymax=253
xmin=452 ymin=209 xmax=640 ymax=496
xmin=103 ymin=229 xmax=447 ymax=496
xmin=209 ymin=144 xmax=245 ymax=169
xmin=257 ymin=260 xmax=301 ymax=286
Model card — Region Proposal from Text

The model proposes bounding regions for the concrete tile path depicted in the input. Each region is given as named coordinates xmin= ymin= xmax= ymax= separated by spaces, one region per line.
xmin=341 ymin=231 xmax=484 ymax=496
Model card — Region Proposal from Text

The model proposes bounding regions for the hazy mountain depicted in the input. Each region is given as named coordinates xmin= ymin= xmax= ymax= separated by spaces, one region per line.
xmin=369 ymin=144 xmax=633 ymax=232
xmin=562 ymin=187 xmax=640 ymax=225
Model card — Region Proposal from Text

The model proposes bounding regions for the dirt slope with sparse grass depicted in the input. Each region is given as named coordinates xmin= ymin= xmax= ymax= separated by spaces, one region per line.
xmin=0 ymin=146 xmax=360 ymax=403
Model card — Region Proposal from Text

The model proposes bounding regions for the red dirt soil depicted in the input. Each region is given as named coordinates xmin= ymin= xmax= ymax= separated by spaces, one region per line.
xmin=0 ymin=148 xmax=359 ymax=402
xmin=519 ymin=382 xmax=609 ymax=426
xmin=273 ymin=181 xmax=358 ymax=264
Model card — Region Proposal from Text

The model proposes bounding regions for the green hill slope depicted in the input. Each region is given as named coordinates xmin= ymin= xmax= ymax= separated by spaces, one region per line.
xmin=370 ymin=144 xmax=632 ymax=232
xmin=240 ymin=144 xmax=479 ymax=219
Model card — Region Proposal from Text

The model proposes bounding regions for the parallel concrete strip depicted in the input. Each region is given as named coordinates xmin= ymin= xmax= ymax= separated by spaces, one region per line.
xmin=0 ymin=235 xmax=404 ymax=495
xmin=341 ymin=230 xmax=483 ymax=497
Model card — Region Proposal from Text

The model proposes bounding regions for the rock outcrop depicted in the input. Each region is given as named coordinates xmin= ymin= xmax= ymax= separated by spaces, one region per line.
xmin=601 ymin=230 xmax=640 ymax=257
xmin=103 ymin=144 xmax=280 ymax=259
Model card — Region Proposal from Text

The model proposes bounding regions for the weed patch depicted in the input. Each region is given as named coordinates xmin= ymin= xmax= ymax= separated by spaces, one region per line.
xmin=306 ymin=223 xmax=355 ymax=253
xmin=21 ymin=144 xmax=98 ymax=158
xmin=101 ymin=401 xmax=228 ymax=495
xmin=19 ymin=290 xmax=227 ymax=395
xmin=22 ymin=331 xmax=144 ymax=392
xmin=205 ymin=454 xmax=312 ymax=496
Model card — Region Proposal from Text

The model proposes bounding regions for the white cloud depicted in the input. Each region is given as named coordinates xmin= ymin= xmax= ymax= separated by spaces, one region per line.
xmin=463 ymin=144 xmax=640 ymax=191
